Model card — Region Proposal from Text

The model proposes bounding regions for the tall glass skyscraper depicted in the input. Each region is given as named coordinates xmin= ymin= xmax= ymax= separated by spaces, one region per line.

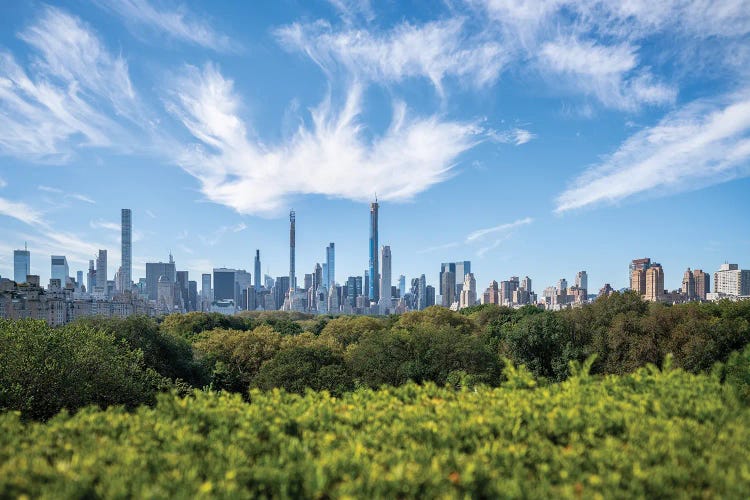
xmin=96 ymin=250 xmax=107 ymax=291
xmin=121 ymin=209 xmax=132 ymax=291
xmin=13 ymin=247 xmax=30 ymax=283
xmin=289 ymin=210 xmax=296 ymax=291
xmin=380 ymin=245 xmax=392 ymax=303
xmin=51 ymin=255 xmax=69 ymax=286
xmin=326 ymin=242 xmax=335 ymax=288
xmin=369 ymin=201 xmax=379 ymax=302
xmin=254 ymin=250 xmax=261 ymax=292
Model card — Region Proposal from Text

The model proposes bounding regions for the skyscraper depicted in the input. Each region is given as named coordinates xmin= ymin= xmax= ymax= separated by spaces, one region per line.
xmin=326 ymin=242 xmax=335 ymax=288
xmin=96 ymin=250 xmax=107 ymax=292
xmin=441 ymin=271 xmax=456 ymax=307
xmin=575 ymin=271 xmax=588 ymax=292
xmin=13 ymin=246 xmax=30 ymax=283
xmin=289 ymin=210 xmax=296 ymax=291
xmin=176 ymin=271 xmax=189 ymax=310
xmin=121 ymin=209 xmax=132 ymax=291
xmin=714 ymin=264 xmax=750 ymax=296
xmin=87 ymin=260 xmax=95 ymax=293
xmin=76 ymin=270 xmax=83 ymax=290
xmin=369 ymin=201 xmax=379 ymax=302
xmin=50 ymin=255 xmax=68 ymax=286
xmin=630 ymin=258 xmax=651 ymax=295
xmin=693 ymin=269 xmax=710 ymax=300
xmin=254 ymin=250 xmax=261 ymax=292
xmin=459 ymin=273 xmax=477 ymax=309
xmin=213 ymin=268 xmax=236 ymax=302
xmin=380 ymin=245 xmax=392 ymax=304
xmin=313 ymin=263 xmax=323 ymax=292
xmin=682 ymin=268 xmax=696 ymax=299
xmin=201 ymin=273 xmax=211 ymax=301
xmin=418 ymin=274 xmax=427 ymax=310
xmin=440 ymin=261 xmax=471 ymax=296
xmin=146 ymin=257 xmax=176 ymax=300
xmin=645 ymin=264 xmax=665 ymax=302
xmin=398 ymin=275 xmax=406 ymax=298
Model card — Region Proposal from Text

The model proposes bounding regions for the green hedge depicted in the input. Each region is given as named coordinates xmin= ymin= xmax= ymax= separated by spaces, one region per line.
xmin=1 ymin=364 xmax=749 ymax=498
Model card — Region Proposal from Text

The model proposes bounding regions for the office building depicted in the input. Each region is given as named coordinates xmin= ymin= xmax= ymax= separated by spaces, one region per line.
xmin=235 ymin=270 xmax=252 ymax=308
xmin=121 ymin=209 xmax=132 ymax=291
xmin=440 ymin=261 xmax=471 ymax=297
xmin=369 ymin=201 xmax=379 ymax=302
xmin=304 ymin=273 xmax=313 ymax=292
xmin=76 ymin=270 xmax=83 ymax=291
xmin=273 ymin=276 xmax=290 ymax=310
xmin=425 ymin=285 xmax=436 ymax=307
xmin=145 ymin=257 xmax=176 ymax=301
xmin=176 ymin=271 xmax=189 ymax=310
xmin=50 ymin=256 xmax=68 ymax=286
xmin=213 ymin=268 xmax=236 ymax=302
xmin=201 ymin=273 xmax=211 ymax=305
xmin=398 ymin=275 xmax=406 ymax=297
xmin=188 ymin=281 xmax=198 ymax=312
xmin=441 ymin=271 xmax=456 ymax=307
xmin=13 ymin=247 xmax=30 ymax=283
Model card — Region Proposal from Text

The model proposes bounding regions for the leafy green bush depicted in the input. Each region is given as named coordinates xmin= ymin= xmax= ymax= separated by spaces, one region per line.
xmin=1 ymin=365 xmax=748 ymax=498
xmin=0 ymin=319 xmax=161 ymax=420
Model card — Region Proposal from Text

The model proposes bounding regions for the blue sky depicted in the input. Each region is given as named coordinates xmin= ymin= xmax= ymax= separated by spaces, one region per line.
xmin=0 ymin=0 xmax=749 ymax=293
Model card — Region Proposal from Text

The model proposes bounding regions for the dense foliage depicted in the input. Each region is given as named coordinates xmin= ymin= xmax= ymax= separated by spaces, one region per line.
xmin=0 ymin=319 xmax=161 ymax=420
xmin=1 ymin=364 xmax=749 ymax=498
xmin=2 ymin=293 xmax=750 ymax=420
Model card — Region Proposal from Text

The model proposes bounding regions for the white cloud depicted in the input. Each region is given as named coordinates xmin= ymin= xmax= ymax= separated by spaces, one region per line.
xmin=0 ymin=197 xmax=46 ymax=226
xmin=39 ymin=185 xmax=96 ymax=204
xmin=275 ymin=18 xmax=508 ymax=94
xmin=555 ymin=91 xmax=750 ymax=213
xmin=488 ymin=127 xmax=537 ymax=145
xmin=95 ymin=0 xmax=233 ymax=51
xmin=68 ymin=193 xmax=96 ymax=204
xmin=477 ymin=234 xmax=512 ymax=258
xmin=539 ymin=37 xmax=675 ymax=111
xmin=166 ymin=63 xmax=482 ymax=215
xmin=0 ymin=6 xmax=139 ymax=161
xmin=327 ymin=0 xmax=375 ymax=24
xmin=90 ymin=219 xmax=121 ymax=232
xmin=466 ymin=217 xmax=534 ymax=242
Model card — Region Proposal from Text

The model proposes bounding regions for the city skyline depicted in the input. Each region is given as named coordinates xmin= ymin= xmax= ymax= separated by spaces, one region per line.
xmin=0 ymin=1 xmax=749 ymax=293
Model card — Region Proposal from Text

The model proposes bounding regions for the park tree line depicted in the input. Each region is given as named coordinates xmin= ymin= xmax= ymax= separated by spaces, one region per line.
xmin=2 ymin=291 xmax=750 ymax=419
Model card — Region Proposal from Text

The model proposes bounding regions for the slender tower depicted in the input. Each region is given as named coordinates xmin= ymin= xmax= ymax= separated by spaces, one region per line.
xmin=254 ymin=250 xmax=261 ymax=292
xmin=289 ymin=210 xmax=296 ymax=292
xmin=369 ymin=200 xmax=379 ymax=302
xmin=121 ymin=208 xmax=132 ymax=292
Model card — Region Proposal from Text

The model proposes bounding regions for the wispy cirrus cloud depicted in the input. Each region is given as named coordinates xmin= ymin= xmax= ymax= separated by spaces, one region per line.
xmin=38 ymin=185 xmax=96 ymax=204
xmin=166 ymin=63 xmax=483 ymax=215
xmin=0 ymin=197 xmax=46 ymax=226
xmin=0 ymin=6 xmax=140 ymax=161
xmin=94 ymin=0 xmax=233 ymax=51
xmin=418 ymin=217 xmax=533 ymax=256
xmin=466 ymin=217 xmax=534 ymax=242
xmin=275 ymin=18 xmax=509 ymax=94
xmin=555 ymin=91 xmax=750 ymax=213
xmin=539 ymin=37 xmax=676 ymax=111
